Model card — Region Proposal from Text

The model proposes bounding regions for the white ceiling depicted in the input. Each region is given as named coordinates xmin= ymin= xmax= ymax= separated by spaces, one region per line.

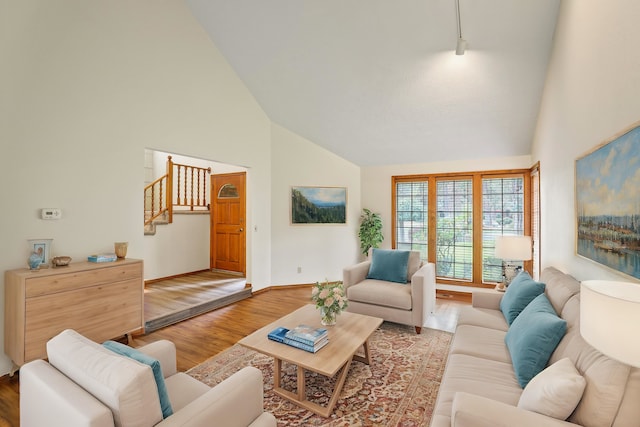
xmin=186 ymin=0 xmax=560 ymax=166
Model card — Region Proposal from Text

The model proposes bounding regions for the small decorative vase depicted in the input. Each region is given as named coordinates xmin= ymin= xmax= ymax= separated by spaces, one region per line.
xmin=114 ymin=242 xmax=128 ymax=259
xmin=320 ymin=307 xmax=337 ymax=326
xmin=28 ymin=252 xmax=42 ymax=271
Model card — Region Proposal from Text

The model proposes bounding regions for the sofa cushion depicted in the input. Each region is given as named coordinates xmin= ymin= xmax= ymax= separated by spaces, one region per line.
xmin=406 ymin=251 xmax=421 ymax=280
xmin=103 ymin=340 xmax=173 ymax=418
xmin=449 ymin=325 xmax=511 ymax=364
xmin=164 ymin=373 xmax=210 ymax=412
xmin=518 ymin=357 xmax=586 ymax=420
xmin=505 ymin=294 xmax=567 ymax=388
xmin=47 ymin=329 xmax=163 ymax=427
xmin=540 ymin=267 xmax=580 ymax=315
xmin=347 ymin=279 xmax=412 ymax=310
xmin=456 ymin=306 xmax=509 ymax=332
xmin=367 ymin=249 xmax=410 ymax=284
xmin=432 ymin=353 xmax=522 ymax=420
xmin=499 ymin=271 xmax=545 ymax=325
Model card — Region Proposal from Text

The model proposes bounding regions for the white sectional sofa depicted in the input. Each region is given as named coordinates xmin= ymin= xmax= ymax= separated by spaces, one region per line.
xmin=430 ymin=267 xmax=640 ymax=427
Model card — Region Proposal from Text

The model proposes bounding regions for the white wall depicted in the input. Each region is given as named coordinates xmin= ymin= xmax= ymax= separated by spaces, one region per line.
xmin=270 ymin=123 xmax=361 ymax=285
xmin=531 ymin=0 xmax=640 ymax=281
xmin=361 ymin=155 xmax=533 ymax=251
xmin=1 ymin=0 xmax=271 ymax=375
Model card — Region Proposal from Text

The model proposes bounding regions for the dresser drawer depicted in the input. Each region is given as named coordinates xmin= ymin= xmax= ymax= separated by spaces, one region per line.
xmin=25 ymin=262 xmax=142 ymax=298
xmin=24 ymin=278 xmax=142 ymax=362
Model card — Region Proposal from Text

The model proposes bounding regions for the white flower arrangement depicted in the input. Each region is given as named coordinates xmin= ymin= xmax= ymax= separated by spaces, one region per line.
xmin=311 ymin=280 xmax=348 ymax=324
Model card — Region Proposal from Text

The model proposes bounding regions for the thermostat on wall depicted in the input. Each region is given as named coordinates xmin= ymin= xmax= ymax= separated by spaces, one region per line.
xmin=41 ymin=208 xmax=62 ymax=220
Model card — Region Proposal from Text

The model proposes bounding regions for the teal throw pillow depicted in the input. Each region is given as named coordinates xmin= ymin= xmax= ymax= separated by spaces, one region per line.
xmin=367 ymin=249 xmax=411 ymax=284
xmin=499 ymin=271 xmax=545 ymax=325
xmin=103 ymin=340 xmax=173 ymax=418
xmin=505 ymin=293 xmax=567 ymax=388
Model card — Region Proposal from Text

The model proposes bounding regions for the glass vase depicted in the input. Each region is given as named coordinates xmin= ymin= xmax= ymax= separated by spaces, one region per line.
xmin=320 ymin=307 xmax=337 ymax=326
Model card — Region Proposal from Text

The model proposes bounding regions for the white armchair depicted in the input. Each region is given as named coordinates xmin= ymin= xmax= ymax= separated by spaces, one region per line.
xmin=19 ymin=329 xmax=276 ymax=427
xmin=343 ymin=249 xmax=436 ymax=334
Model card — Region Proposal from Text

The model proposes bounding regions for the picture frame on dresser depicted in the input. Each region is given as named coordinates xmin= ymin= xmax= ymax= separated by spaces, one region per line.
xmin=27 ymin=238 xmax=53 ymax=267
xmin=575 ymin=120 xmax=640 ymax=280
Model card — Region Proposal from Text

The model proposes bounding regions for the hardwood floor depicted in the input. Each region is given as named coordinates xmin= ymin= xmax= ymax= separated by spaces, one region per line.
xmin=0 ymin=287 xmax=467 ymax=427
xmin=144 ymin=270 xmax=251 ymax=333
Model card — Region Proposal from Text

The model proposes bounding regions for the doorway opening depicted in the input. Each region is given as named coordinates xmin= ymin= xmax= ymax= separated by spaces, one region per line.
xmin=143 ymin=149 xmax=250 ymax=332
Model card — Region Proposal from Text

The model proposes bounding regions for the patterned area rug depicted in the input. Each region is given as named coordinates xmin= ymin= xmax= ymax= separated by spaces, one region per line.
xmin=187 ymin=323 xmax=452 ymax=426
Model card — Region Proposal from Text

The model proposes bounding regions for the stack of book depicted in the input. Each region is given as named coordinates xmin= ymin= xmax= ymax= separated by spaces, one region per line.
xmin=268 ymin=324 xmax=329 ymax=353
xmin=87 ymin=253 xmax=118 ymax=263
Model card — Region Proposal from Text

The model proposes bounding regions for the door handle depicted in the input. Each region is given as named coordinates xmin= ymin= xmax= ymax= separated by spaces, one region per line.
xmin=239 ymin=228 xmax=244 ymax=232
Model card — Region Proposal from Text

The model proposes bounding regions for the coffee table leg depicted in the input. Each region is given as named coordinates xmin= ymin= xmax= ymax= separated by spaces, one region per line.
xmin=271 ymin=356 xmax=354 ymax=418
xmin=297 ymin=365 xmax=306 ymax=401
xmin=353 ymin=339 xmax=372 ymax=365
xmin=274 ymin=358 xmax=282 ymax=389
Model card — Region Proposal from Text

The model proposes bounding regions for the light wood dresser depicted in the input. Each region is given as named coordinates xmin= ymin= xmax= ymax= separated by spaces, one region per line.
xmin=4 ymin=258 xmax=144 ymax=369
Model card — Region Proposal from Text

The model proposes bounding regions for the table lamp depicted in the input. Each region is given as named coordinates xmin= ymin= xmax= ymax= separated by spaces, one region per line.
xmin=580 ymin=280 xmax=640 ymax=367
xmin=494 ymin=235 xmax=532 ymax=288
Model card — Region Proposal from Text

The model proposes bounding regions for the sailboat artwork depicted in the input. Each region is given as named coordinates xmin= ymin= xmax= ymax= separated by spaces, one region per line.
xmin=575 ymin=122 xmax=640 ymax=280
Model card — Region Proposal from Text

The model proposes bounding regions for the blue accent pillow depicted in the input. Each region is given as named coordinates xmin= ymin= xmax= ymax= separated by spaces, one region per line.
xmin=505 ymin=294 xmax=567 ymax=388
xmin=103 ymin=340 xmax=173 ymax=418
xmin=366 ymin=249 xmax=411 ymax=284
xmin=499 ymin=271 xmax=545 ymax=325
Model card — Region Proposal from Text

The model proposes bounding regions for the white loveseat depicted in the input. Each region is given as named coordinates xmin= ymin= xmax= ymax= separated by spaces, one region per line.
xmin=430 ymin=267 xmax=640 ymax=427
xmin=20 ymin=329 xmax=276 ymax=427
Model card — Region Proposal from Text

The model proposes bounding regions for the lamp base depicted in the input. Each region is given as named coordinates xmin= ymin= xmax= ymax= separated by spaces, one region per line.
xmin=502 ymin=262 xmax=523 ymax=287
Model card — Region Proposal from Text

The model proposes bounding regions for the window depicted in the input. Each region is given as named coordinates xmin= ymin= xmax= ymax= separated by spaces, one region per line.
xmin=482 ymin=177 xmax=525 ymax=283
xmin=392 ymin=169 xmax=531 ymax=288
xmin=436 ymin=179 xmax=473 ymax=281
xmin=395 ymin=180 xmax=428 ymax=260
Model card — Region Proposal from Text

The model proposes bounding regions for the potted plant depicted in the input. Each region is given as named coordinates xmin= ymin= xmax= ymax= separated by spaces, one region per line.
xmin=358 ymin=208 xmax=384 ymax=256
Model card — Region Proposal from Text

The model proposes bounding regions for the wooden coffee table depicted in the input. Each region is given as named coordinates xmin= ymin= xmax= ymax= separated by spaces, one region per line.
xmin=238 ymin=304 xmax=383 ymax=417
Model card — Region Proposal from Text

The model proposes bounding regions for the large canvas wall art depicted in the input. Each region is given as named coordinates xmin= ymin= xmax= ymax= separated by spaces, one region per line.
xmin=575 ymin=122 xmax=640 ymax=280
xmin=291 ymin=186 xmax=347 ymax=224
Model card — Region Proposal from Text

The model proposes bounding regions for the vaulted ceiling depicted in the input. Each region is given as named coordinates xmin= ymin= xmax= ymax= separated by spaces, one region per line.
xmin=186 ymin=0 xmax=560 ymax=166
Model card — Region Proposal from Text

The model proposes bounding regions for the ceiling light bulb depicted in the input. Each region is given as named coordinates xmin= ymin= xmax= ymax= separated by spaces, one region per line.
xmin=456 ymin=38 xmax=467 ymax=55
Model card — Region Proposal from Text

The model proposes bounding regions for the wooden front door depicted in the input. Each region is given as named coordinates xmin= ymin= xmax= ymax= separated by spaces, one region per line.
xmin=211 ymin=172 xmax=246 ymax=274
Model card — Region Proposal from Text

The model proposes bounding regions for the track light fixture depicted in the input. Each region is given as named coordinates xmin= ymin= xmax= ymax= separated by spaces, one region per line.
xmin=455 ymin=0 xmax=466 ymax=55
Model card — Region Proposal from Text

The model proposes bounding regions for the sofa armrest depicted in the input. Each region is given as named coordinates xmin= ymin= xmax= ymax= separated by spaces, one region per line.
xmin=451 ymin=392 xmax=581 ymax=427
xmin=410 ymin=262 xmax=436 ymax=325
xmin=156 ymin=367 xmax=275 ymax=427
xmin=343 ymin=260 xmax=371 ymax=289
xmin=20 ymin=359 xmax=114 ymax=427
xmin=138 ymin=339 xmax=178 ymax=378
xmin=471 ymin=291 xmax=503 ymax=310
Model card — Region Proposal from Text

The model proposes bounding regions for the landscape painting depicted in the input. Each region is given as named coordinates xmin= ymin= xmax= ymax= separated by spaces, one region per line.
xmin=576 ymin=122 xmax=640 ymax=280
xmin=291 ymin=186 xmax=347 ymax=224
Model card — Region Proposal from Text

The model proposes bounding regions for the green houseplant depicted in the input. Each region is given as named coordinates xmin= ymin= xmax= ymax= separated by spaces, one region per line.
xmin=358 ymin=208 xmax=384 ymax=256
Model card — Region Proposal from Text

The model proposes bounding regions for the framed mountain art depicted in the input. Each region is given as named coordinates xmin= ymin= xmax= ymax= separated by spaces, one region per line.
xmin=291 ymin=186 xmax=347 ymax=224
xmin=575 ymin=121 xmax=640 ymax=279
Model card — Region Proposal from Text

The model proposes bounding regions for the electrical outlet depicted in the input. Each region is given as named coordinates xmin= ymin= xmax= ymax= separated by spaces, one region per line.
xmin=297 ymin=266 xmax=302 ymax=274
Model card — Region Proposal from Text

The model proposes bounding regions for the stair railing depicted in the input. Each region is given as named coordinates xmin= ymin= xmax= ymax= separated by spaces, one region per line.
xmin=144 ymin=174 xmax=168 ymax=226
xmin=144 ymin=156 xmax=211 ymax=226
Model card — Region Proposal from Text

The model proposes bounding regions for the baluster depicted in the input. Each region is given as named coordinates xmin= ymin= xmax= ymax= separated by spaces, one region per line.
xmin=158 ymin=179 xmax=164 ymax=214
xmin=176 ymin=165 xmax=181 ymax=206
xmin=189 ymin=167 xmax=194 ymax=210
xmin=183 ymin=166 xmax=188 ymax=206
xmin=196 ymin=168 xmax=201 ymax=208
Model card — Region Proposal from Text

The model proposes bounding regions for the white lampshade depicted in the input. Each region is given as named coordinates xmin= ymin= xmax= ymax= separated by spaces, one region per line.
xmin=494 ymin=235 xmax=532 ymax=261
xmin=580 ymin=280 xmax=640 ymax=367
